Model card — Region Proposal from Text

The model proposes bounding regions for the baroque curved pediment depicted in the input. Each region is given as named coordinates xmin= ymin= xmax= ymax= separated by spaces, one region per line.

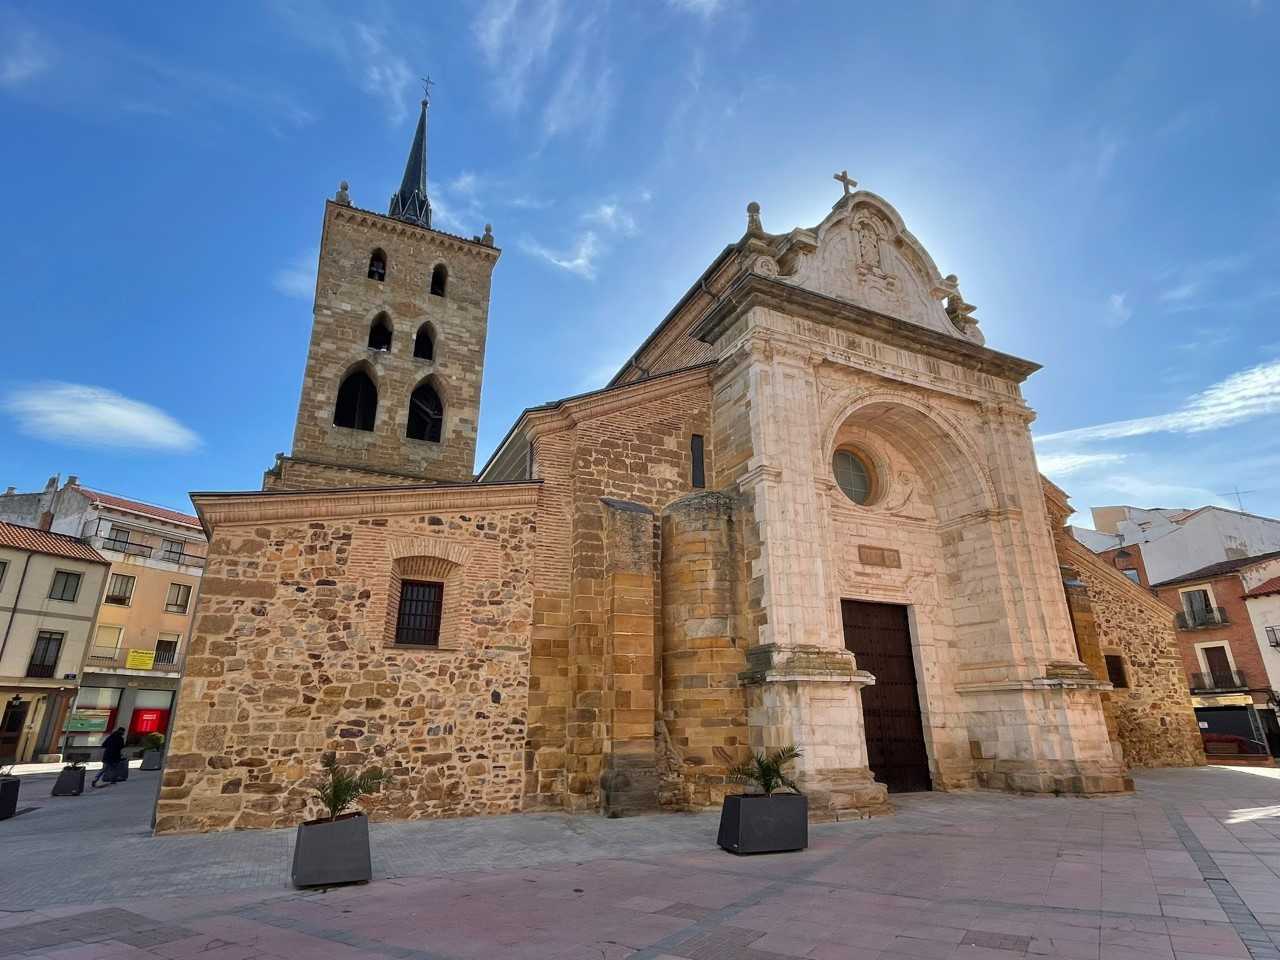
xmin=779 ymin=191 xmax=983 ymax=345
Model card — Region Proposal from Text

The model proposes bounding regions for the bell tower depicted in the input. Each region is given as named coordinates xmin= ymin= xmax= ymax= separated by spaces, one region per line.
xmin=270 ymin=96 xmax=501 ymax=492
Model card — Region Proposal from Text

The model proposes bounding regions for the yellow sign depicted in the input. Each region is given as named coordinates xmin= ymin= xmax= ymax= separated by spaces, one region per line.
xmin=125 ymin=648 xmax=156 ymax=670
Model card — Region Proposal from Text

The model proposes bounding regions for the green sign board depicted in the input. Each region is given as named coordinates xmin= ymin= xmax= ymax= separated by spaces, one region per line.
xmin=65 ymin=710 xmax=110 ymax=732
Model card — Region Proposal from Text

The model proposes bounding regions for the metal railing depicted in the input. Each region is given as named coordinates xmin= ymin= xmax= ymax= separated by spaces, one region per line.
xmin=1189 ymin=669 xmax=1249 ymax=692
xmin=83 ymin=646 xmax=185 ymax=672
xmin=1175 ymin=606 xmax=1229 ymax=630
xmin=99 ymin=536 xmax=153 ymax=558
xmin=25 ymin=661 xmax=57 ymax=678
xmin=159 ymin=550 xmax=206 ymax=568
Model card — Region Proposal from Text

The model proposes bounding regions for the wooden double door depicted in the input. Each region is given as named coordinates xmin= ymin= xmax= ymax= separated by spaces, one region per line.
xmin=840 ymin=599 xmax=932 ymax=793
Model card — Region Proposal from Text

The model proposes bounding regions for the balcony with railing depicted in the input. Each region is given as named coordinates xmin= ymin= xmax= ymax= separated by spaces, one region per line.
xmin=88 ymin=519 xmax=206 ymax=569
xmin=25 ymin=660 xmax=57 ymax=678
xmin=158 ymin=547 xmax=206 ymax=568
xmin=98 ymin=535 xmax=153 ymax=558
xmin=1175 ymin=606 xmax=1230 ymax=630
xmin=84 ymin=645 xmax=185 ymax=673
xmin=1189 ymin=669 xmax=1250 ymax=693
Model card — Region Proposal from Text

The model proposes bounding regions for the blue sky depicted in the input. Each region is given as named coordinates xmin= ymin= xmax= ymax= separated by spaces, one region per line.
xmin=2 ymin=0 xmax=1279 ymax=526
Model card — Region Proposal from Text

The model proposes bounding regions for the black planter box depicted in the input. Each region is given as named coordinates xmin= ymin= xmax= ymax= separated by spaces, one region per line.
xmin=140 ymin=750 xmax=164 ymax=771
xmin=717 ymin=793 xmax=808 ymax=855
xmin=291 ymin=813 xmax=372 ymax=888
xmin=52 ymin=766 xmax=85 ymax=797
xmin=0 ymin=776 xmax=18 ymax=819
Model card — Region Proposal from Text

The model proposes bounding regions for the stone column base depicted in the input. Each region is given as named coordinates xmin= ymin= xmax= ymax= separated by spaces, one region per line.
xmin=803 ymin=766 xmax=893 ymax=821
xmin=975 ymin=759 xmax=1133 ymax=796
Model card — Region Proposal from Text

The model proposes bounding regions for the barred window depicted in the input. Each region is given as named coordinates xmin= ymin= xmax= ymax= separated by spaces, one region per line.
xmin=395 ymin=580 xmax=443 ymax=646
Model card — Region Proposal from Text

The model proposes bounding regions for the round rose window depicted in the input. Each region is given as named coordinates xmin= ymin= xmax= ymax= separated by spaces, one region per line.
xmin=833 ymin=449 xmax=874 ymax=505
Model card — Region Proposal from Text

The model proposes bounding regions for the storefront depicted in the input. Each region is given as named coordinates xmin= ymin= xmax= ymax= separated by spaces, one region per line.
xmin=64 ymin=680 xmax=176 ymax=758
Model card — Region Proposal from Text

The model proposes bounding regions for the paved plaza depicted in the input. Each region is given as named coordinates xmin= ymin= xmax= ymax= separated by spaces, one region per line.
xmin=5 ymin=766 xmax=1280 ymax=959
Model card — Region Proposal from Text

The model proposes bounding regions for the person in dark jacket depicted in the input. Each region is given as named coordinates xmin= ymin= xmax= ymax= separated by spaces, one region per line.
xmin=92 ymin=727 xmax=126 ymax=788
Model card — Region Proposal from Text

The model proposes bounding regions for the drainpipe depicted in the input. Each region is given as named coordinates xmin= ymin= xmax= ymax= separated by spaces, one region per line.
xmin=0 ymin=553 xmax=32 ymax=662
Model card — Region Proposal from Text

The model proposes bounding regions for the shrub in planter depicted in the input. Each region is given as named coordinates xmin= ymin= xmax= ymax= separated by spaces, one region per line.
xmin=717 ymin=746 xmax=808 ymax=855
xmin=291 ymin=752 xmax=385 ymax=888
xmin=139 ymin=733 xmax=165 ymax=771
xmin=0 ymin=765 xmax=19 ymax=820
xmin=51 ymin=759 xmax=86 ymax=797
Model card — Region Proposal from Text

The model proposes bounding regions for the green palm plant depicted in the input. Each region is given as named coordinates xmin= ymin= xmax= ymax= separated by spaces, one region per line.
xmin=728 ymin=746 xmax=802 ymax=795
xmin=315 ymin=752 xmax=385 ymax=821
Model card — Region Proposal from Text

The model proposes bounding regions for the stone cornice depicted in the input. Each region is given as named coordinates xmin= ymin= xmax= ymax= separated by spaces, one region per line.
xmin=191 ymin=480 xmax=539 ymax=532
xmin=326 ymin=201 xmax=501 ymax=263
xmin=520 ymin=364 xmax=714 ymax=441
xmin=692 ymin=273 xmax=1040 ymax=384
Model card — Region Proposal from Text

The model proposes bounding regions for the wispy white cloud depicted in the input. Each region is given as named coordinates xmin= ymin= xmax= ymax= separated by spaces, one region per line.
xmin=1157 ymin=255 xmax=1248 ymax=311
xmin=1036 ymin=452 xmax=1127 ymax=477
xmin=1159 ymin=282 xmax=1198 ymax=303
xmin=521 ymin=231 xmax=601 ymax=279
xmin=0 ymin=27 xmax=50 ymax=87
xmin=1036 ymin=358 xmax=1280 ymax=445
xmin=3 ymin=383 xmax=200 ymax=452
xmin=667 ymin=0 xmax=726 ymax=17
xmin=270 ymin=4 xmax=412 ymax=124
xmin=1104 ymin=292 xmax=1132 ymax=327
xmin=353 ymin=24 xmax=415 ymax=124
xmin=584 ymin=202 xmax=636 ymax=235
xmin=473 ymin=0 xmax=564 ymax=113
xmin=273 ymin=249 xmax=318 ymax=300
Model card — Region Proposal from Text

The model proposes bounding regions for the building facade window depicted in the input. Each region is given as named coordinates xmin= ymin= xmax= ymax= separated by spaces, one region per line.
xmin=833 ymin=449 xmax=875 ymax=505
xmin=105 ymin=573 xmax=136 ymax=605
xmin=406 ymin=382 xmax=444 ymax=442
xmin=430 ymin=263 xmax=447 ymax=297
xmin=691 ymin=434 xmax=706 ymax=489
xmin=94 ymin=624 xmax=124 ymax=653
xmin=1104 ymin=654 xmax=1129 ymax=689
xmin=1267 ymin=625 xmax=1280 ymax=649
xmin=160 ymin=540 xmax=185 ymax=563
xmin=414 ymin=323 xmax=434 ymax=360
xmin=155 ymin=633 xmax=181 ymax=665
xmin=368 ymin=313 xmax=393 ymax=351
xmin=48 ymin=570 xmax=81 ymax=602
xmin=0 ymin=559 xmax=7 ymax=586
xmin=334 ymin=369 xmax=378 ymax=431
xmin=395 ymin=580 xmax=444 ymax=646
xmin=1121 ymin=569 xmax=1141 ymax=584
xmin=368 ymin=249 xmax=386 ymax=281
xmin=165 ymin=582 xmax=192 ymax=614
xmin=27 ymin=630 xmax=64 ymax=678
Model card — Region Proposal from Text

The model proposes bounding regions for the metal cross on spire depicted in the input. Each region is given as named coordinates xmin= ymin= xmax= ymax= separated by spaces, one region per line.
xmin=833 ymin=170 xmax=858 ymax=196
xmin=421 ymin=75 xmax=435 ymax=105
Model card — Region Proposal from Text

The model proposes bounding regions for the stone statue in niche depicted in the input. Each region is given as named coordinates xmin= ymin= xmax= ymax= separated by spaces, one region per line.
xmin=855 ymin=220 xmax=883 ymax=273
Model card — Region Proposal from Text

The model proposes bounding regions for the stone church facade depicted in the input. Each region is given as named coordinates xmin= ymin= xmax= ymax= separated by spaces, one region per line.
xmin=156 ymin=105 xmax=1201 ymax=833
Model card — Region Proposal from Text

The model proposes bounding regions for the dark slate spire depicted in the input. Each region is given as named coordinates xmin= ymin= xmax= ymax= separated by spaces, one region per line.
xmin=389 ymin=98 xmax=431 ymax=228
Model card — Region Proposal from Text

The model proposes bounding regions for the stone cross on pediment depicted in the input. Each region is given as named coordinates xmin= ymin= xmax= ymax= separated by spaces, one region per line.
xmin=833 ymin=170 xmax=858 ymax=197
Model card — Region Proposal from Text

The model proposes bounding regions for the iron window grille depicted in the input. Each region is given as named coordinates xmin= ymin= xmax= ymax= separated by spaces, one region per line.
xmin=395 ymin=580 xmax=444 ymax=646
xmin=26 ymin=630 xmax=64 ymax=678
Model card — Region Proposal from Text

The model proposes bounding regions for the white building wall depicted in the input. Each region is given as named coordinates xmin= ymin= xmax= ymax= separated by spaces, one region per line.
xmin=1246 ymin=595 xmax=1280 ymax=691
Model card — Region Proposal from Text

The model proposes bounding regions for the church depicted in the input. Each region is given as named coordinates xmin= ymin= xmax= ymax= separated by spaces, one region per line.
xmin=156 ymin=99 xmax=1204 ymax=833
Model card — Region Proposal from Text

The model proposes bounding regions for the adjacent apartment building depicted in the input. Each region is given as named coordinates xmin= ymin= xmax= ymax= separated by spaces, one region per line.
xmin=1073 ymin=504 xmax=1280 ymax=587
xmin=0 ymin=477 xmax=206 ymax=754
xmin=0 ymin=521 xmax=109 ymax=764
xmin=1149 ymin=549 xmax=1280 ymax=761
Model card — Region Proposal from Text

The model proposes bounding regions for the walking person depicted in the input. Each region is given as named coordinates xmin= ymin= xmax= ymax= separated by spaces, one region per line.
xmin=91 ymin=727 xmax=126 ymax=788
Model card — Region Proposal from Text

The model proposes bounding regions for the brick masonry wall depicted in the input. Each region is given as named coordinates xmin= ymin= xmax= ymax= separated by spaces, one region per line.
xmin=522 ymin=374 xmax=714 ymax=811
xmin=263 ymin=456 xmax=448 ymax=492
xmin=289 ymin=203 xmax=498 ymax=484
xmin=1156 ymin=574 xmax=1272 ymax=708
xmin=1056 ymin=535 xmax=1205 ymax=768
xmin=156 ymin=489 xmax=536 ymax=833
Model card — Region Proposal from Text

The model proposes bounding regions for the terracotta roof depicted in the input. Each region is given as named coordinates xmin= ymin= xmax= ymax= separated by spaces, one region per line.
xmin=0 ymin=521 xmax=107 ymax=564
xmin=1151 ymin=549 xmax=1280 ymax=589
xmin=81 ymin=488 xmax=202 ymax=530
xmin=1246 ymin=576 xmax=1280 ymax=599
